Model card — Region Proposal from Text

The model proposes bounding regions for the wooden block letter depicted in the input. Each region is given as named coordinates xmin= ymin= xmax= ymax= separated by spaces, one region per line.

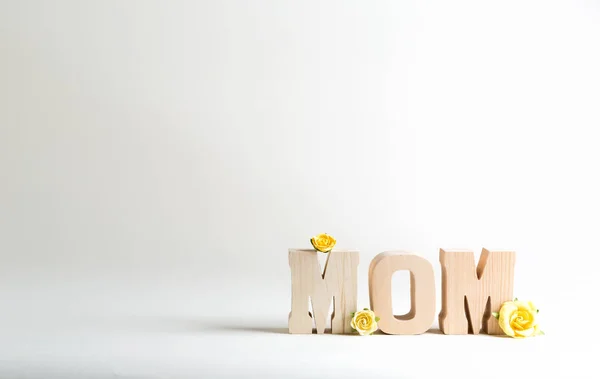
xmin=368 ymin=251 xmax=436 ymax=335
xmin=288 ymin=249 xmax=359 ymax=334
xmin=439 ymin=248 xmax=516 ymax=335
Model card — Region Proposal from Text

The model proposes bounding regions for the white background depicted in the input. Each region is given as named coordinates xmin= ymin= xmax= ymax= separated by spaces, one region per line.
xmin=1 ymin=0 xmax=599 ymax=378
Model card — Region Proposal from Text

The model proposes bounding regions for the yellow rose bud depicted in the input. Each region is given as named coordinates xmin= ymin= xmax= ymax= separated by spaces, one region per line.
xmin=497 ymin=299 xmax=541 ymax=338
xmin=310 ymin=233 xmax=336 ymax=253
xmin=350 ymin=309 xmax=378 ymax=336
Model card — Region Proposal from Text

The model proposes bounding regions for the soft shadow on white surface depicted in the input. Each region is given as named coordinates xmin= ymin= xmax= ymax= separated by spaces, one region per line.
xmin=203 ymin=324 xmax=447 ymax=336
xmin=212 ymin=325 xmax=289 ymax=334
xmin=121 ymin=316 xmax=290 ymax=335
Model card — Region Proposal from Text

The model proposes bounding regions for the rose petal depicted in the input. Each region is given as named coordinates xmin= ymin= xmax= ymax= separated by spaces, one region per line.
xmin=498 ymin=302 xmax=518 ymax=336
xmin=499 ymin=317 xmax=515 ymax=336
xmin=500 ymin=301 xmax=518 ymax=318
xmin=511 ymin=320 xmax=525 ymax=331
xmin=513 ymin=301 xmax=530 ymax=311
xmin=515 ymin=327 xmax=535 ymax=338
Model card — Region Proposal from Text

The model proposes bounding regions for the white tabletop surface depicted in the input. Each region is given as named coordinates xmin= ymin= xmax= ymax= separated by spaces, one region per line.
xmin=0 ymin=267 xmax=594 ymax=379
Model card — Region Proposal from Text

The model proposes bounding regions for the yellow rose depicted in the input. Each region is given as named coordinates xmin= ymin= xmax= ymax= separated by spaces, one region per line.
xmin=497 ymin=300 xmax=542 ymax=338
xmin=310 ymin=233 xmax=336 ymax=253
xmin=350 ymin=309 xmax=379 ymax=336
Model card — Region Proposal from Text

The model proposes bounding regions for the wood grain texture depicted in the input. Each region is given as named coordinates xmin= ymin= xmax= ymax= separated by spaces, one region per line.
xmin=439 ymin=248 xmax=516 ymax=335
xmin=288 ymin=249 xmax=359 ymax=334
xmin=368 ymin=251 xmax=436 ymax=335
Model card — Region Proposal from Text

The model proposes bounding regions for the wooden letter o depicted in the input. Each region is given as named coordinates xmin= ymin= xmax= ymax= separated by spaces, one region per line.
xmin=369 ymin=252 xmax=436 ymax=334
